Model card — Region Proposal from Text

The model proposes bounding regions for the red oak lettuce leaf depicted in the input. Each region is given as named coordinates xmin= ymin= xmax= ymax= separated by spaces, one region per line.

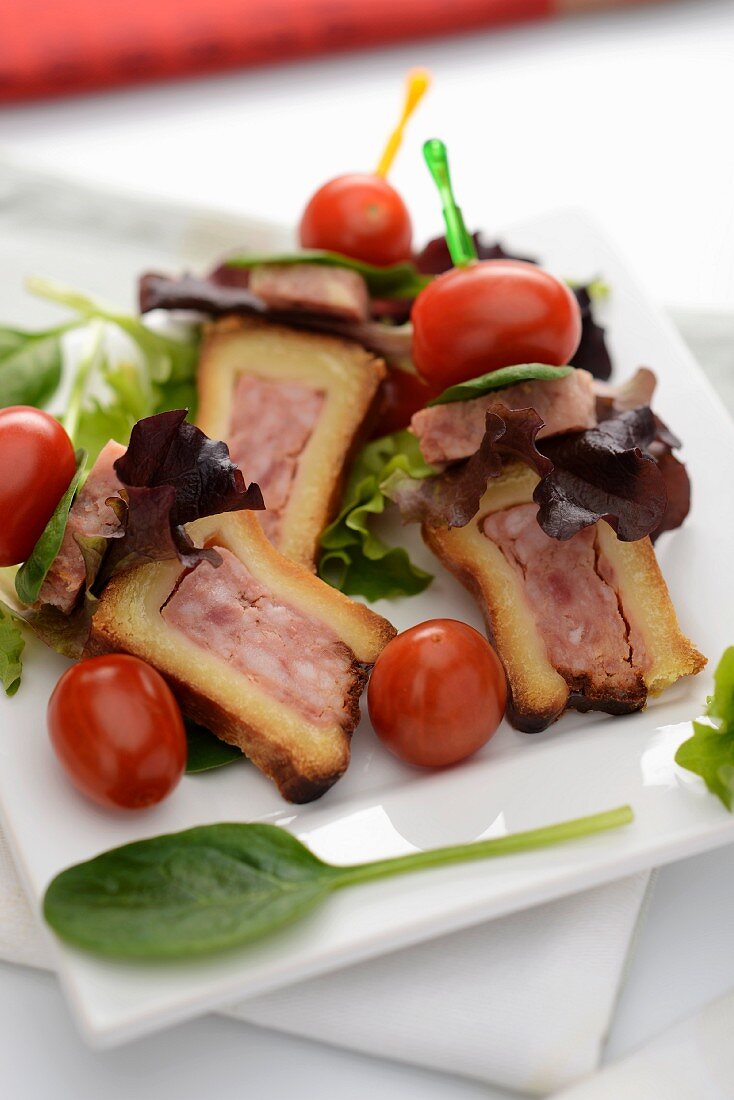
xmin=139 ymin=273 xmax=412 ymax=361
xmin=651 ymin=451 xmax=691 ymax=540
xmin=109 ymin=409 xmax=264 ymax=572
xmin=387 ymin=406 xmax=550 ymax=528
xmin=414 ymin=233 xmax=537 ymax=274
xmin=534 ymin=406 xmax=667 ymax=541
xmin=569 ymin=286 xmax=613 ymax=381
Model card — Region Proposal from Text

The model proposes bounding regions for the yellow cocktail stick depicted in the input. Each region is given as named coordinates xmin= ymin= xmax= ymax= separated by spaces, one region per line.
xmin=375 ymin=68 xmax=431 ymax=178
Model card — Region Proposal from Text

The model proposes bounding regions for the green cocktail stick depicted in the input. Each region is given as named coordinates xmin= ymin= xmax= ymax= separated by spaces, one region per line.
xmin=422 ymin=138 xmax=478 ymax=268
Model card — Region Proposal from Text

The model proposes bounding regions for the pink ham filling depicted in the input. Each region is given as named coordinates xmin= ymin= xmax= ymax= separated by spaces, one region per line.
xmin=411 ymin=370 xmax=597 ymax=465
xmin=161 ymin=548 xmax=356 ymax=728
xmin=38 ymin=440 xmax=125 ymax=613
xmin=227 ymin=375 xmax=325 ymax=544
xmin=483 ymin=503 xmax=645 ymax=699
xmin=249 ymin=263 xmax=370 ymax=322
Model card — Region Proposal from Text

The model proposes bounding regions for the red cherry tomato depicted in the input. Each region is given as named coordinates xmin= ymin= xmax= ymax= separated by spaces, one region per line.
xmin=367 ymin=619 xmax=507 ymax=768
xmin=299 ymin=174 xmax=413 ymax=267
xmin=411 ymin=260 xmax=582 ymax=389
xmin=0 ymin=407 xmax=76 ymax=566
xmin=371 ymin=368 xmax=440 ymax=437
xmin=47 ymin=655 xmax=187 ymax=811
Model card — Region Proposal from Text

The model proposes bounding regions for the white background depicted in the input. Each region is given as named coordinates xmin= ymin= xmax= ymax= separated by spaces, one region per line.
xmin=1 ymin=1 xmax=733 ymax=1096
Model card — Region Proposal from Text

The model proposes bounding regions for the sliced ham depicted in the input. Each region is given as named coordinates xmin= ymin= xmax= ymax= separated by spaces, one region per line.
xmin=411 ymin=369 xmax=597 ymax=465
xmin=227 ymin=375 xmax=324 ymax=544
xmin=249 ymin=263 xmax=370 ymax=322
xmin=38 ymin=440 xmax=125 ymax=613
xmin=483 ymin=502 xmax=645 ymax=702
xmin=161 ymin=548 xmax=356 ymax=728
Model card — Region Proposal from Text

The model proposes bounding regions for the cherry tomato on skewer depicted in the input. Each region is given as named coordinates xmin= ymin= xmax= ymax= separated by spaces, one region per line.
xmin=412 ymin=138 xmax=582 ymax=390
xmin=411 ymin=259 xmax=582 ymax=390
xmin=48 ymin=654 xmax=187 ymax=811
xmin=298 ymin=69 xmax=429 ymax=267
xmin=0 ymin=406 xmax=77 ymax=566
xmin=368 ymin=619 xmax=507 ymax=768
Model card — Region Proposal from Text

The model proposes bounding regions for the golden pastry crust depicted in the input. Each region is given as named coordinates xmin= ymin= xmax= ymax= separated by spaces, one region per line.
xmin=88 ymin=510 xmax=396 ymax=802
xmin=423 ymin=462 xmax=705 ymax=732
xmin=197 ymin=316 xmax=386 ymax=569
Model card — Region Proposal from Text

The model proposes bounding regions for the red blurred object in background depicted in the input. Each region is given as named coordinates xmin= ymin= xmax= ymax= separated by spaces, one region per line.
xmin=1 ymin=0 xmax=660 ymax=104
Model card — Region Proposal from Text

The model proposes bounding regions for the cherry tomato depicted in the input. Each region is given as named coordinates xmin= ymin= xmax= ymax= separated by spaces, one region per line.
xmin=47 ymin=655 xmax=187 ymax=811
xmin=299 ymin=174 xmax=413 ymax=267
xmin=368 ymin=619 xmax=507 ymax=768
xmin=411 ymin=260 xmax=582 ymax=389
xmin=0 ymin=407 xmax=76 ymax=566
xmin=371 ymin=368 xmax=440 ymax=437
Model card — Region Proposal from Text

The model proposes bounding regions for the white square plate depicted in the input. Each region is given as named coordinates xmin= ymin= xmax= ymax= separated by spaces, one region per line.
xmin=1 ymin=161 xmax=733 ymax=1048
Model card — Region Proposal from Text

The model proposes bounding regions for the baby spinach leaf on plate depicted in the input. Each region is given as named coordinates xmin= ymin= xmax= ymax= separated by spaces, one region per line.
xmin=15 ymin=450 xmax=87 ymax=607
xmin=43 ymin=809 xmax=633 ymax=959
xmin=319 ymin=431 xmax=435 ymax=601
xmin=428 ymin=364 xmax=573 ymax=406
xmin=0 ymin=601 xmax=25 ymax=696
xmin=223 ymin=251 xmax=431 ymax=300
xmin=675 ymin=648 xmax=734 ymax=811
xmin=185 ymin=720 xmax=243 ymax=773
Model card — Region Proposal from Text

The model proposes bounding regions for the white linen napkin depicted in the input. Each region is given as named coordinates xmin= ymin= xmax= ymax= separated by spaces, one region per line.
xmin=553 ymin=988 xmax=734 ymax=1100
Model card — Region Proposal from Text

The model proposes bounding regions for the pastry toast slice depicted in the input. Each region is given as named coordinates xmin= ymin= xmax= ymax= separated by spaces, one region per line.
xmin=196 ymin=316 xmax=386 ymax=569
xmin=88 ymin=510 xmax=395 ymax=802
xmin=423 ymin=463 xmax=705 ymax=732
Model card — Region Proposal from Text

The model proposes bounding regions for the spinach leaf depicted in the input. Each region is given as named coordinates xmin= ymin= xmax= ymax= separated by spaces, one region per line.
xmin=43 ymin=808 xmax=632 ymax=959
xmin=428 ymin=364 xmax=573 ymax=406
xmin=675 ymin=648 xmax=734 ymax=810
xmin=224 ymin=251 xmax=431 ymax=300
xmin=185 ymin=720 xmax=243 ymax=773
xmin=0 ymin=601 xmax=24 ymax=697
xmin=0 ymin=324 xmax=68 ymax=409
xmin=319 ymin=431 xmax=435 ymax=601
xmin=15 ymin=450 xmax=87 ymax=606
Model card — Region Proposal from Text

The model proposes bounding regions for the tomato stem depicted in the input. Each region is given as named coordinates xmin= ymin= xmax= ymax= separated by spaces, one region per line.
xmin=422 ymin=138 xmax=477 ymax=268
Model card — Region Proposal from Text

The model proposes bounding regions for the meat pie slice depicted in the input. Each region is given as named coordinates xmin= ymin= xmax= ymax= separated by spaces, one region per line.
xmin=196 ymin=316 xmax=386 ymax=569
xmin=89 ymin=510 xmax=396 ymax=802
xmin=423 ymin=463 xmax=705 ymax=732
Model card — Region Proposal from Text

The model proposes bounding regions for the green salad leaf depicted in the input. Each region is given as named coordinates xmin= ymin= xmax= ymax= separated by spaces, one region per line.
xmin=15 ymin=450 xmax=87 ymax=607
xmin=675 ymin=648 xmax=734 ymax=810
xmin=318 ymin=431 xmax=435 ymax=601
xmin=224 ymin=251 xmax=431 ymax=300
xmin=0 ymin=601 xmax=25 ymax=697
xmin=185 ymin=720 xmax=243 ymax=773
xmin=428 ymin=364 xmax=573 ymax=406
xmin=0 ymin=323 xmax=71 ymax=409
xmin=43 ymin=808 xmax=633 ymax=959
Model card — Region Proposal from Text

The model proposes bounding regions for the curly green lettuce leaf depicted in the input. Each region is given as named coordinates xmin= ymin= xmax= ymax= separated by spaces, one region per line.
xmin=675 ymin=648 xmax=734 ymax=810
xmin=26 ymin=278 xmax=199 ymax=386
xmin=223 ymin=251 xmax=431 ymax=300
xmin=428 ymin=364 xmax=573 ymax=407
xmin=318 ymin=432 xmax=435 ymax=601
xmin=0 ymin=323 xmax=71 ymax=409
xmin=0 ymin=600 xmax=25 ymax=696
xmin=15 ymin=450 xmax=87 ymax=606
